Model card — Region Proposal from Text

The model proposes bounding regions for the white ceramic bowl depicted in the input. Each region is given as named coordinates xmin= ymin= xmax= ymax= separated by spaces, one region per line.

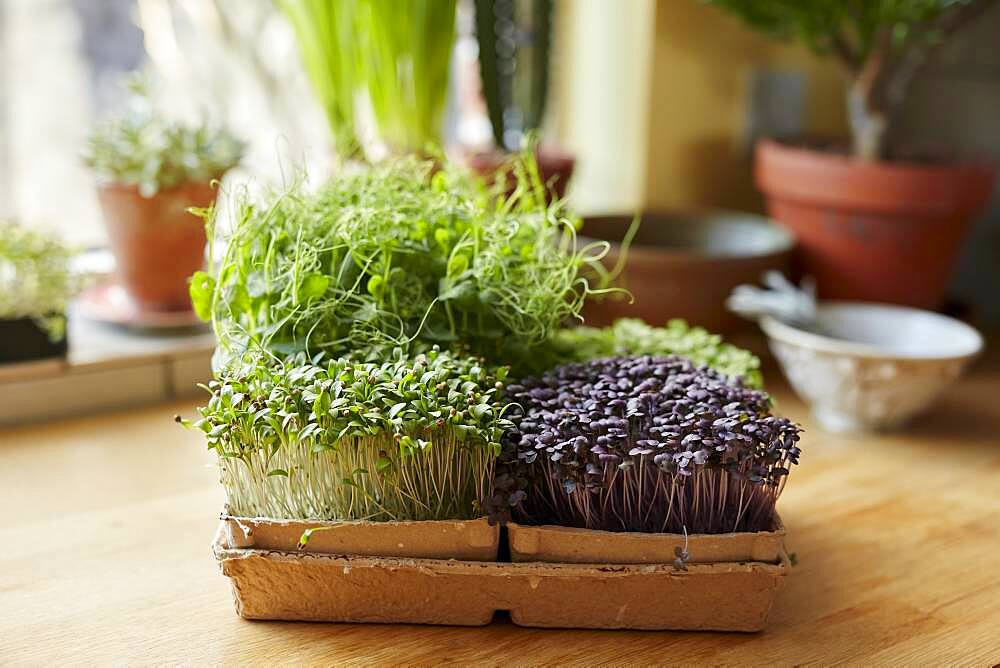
xmin=761 ymin=302 xmax=984 ymax=433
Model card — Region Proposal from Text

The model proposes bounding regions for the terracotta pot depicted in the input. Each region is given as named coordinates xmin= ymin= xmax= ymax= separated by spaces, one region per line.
xmin=465 ymin=145 xmax=575 ymax=203
xmin=755 ymin=139 xmax=996 ymax=309
xmin=580 ymin=211 xmax=794 ymax=332
xmin=96 ymin=181 xmax=217 ymax=312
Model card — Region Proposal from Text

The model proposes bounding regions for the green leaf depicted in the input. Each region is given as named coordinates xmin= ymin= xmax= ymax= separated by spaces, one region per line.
xmin=267 ymin=469 xmax=289 ymax=477
xmin=446 ymin=253 xmax=469 ymax=276
xmin=434 ymin=227 xmax=451 ymax=249
xmin=188 ymin=271 xmax=215 ymax=321
xmin=298 ymin=273 xmax=330 ymax=302
xmin=367 ymin=274 xmax=385 ymax=297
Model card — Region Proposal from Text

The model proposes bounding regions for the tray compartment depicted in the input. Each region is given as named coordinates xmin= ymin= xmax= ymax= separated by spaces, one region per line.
xmin=507 ymin=514 xmax=785 ymax=565
xmin=222 ymin=511 xmax=499 ymax=561
xmin=214 ymin=524 xmax=788 ymax=631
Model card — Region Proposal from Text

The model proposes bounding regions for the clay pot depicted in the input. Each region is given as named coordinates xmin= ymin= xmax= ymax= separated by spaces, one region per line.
xmin=755 ymin=139 xmax=996 ymax=309
xmin=465 ymin=145 xmax=575 ymax=203
xmin=96 ymin=181 xmax=217 ymax=312
xmin=580 ymin=211 xmax=794 ymax=332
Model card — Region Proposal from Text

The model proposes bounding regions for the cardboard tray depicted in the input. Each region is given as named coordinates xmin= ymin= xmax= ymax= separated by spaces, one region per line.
xmin=221 ymin=511 xmax=499 ymax=561
xmin=213 ymin=525 xmax=789 ymax=631
xmin=508 ymin=514 xmax=786 ymax=564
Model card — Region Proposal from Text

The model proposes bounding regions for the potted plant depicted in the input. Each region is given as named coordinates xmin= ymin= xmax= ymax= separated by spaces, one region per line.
xmin=83 ymin=78 xmax=244 ymax=312
xmin=280 ymin=0 xmax=457 ymax=160
xmin=492 ymin=354 xmax=802 ymax=565
xmin=706 ymin=0 xmax=996 ymax=308
xmin=468 ymin=0 xmax=575 ymax=201
xmin=0 ymin=221 xmax=78 ymax=364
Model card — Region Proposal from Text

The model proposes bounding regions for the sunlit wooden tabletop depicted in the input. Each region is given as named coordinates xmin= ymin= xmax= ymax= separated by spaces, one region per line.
xmin=2 ymin=346 xmax=998 ymax=665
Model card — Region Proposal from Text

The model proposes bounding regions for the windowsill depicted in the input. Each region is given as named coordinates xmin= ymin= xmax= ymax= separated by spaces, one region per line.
xmin=0 ymin=306 xmax=214 ymax=426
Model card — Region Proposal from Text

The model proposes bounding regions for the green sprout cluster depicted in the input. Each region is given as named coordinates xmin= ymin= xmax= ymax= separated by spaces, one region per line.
xmin=544 ymin=318 xmax=763 ymax=388
xmin=192 ymin=157 xmax=609 ymax=370
xmin=0 ymin=221 xmax=78 ymax=340
xmin=185 ymin=347 xmax=512 ymax=521
xmin=185 ymin=154 xmax=769 ymax=527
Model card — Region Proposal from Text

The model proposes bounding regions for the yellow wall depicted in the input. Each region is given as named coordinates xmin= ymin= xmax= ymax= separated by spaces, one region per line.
xmin=644 ymin=0 xmax=847 ymax=213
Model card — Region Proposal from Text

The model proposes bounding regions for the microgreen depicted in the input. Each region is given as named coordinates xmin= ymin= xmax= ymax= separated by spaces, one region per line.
xmin=491 ymin=355 xmax=802 ymax=533
xmin=181 ymin=347 xmax=512 ymax=521
xmin=83 ymin=77 xmax=244 ymax=197
xmin=193 ymin=155 xmax=611 ymax=371
xmin=0 ymin=221 xmax=78 ymax=341
xmin=511 ymin=318 xmax=763 ymax=387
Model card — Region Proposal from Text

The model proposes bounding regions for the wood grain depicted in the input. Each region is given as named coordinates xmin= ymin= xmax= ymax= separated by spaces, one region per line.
xmin=1 ymin=350 xmax=999 ymax=665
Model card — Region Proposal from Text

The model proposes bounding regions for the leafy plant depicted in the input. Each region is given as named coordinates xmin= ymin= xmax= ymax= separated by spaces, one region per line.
xmin=491 ymin=355 xmax=802 ymax=532
xmin=533 ymin=318 xmax=763 ymax=387
xmin=278 ymin=0 xmax=362 ymax=155
xmin=83 ymin=77 xmax=245 ymax=196
xmin=475 ymin=0 xmax=553 ymax=150
xmin=281 ymin=0 xmax=457 ymax=157
xmin=180 ymin=347 xmax=512 ymax=521
xmin=192 ymin=155 xmax=610 ymax=370
xmin=704 ymin=0 xmax=996 ymax=161
xmin=0 ymin=221 xmax=78 ymax=340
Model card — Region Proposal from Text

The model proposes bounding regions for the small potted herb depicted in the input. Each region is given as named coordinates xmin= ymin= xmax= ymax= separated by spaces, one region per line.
xmin=84 ymin=78 xmax=244 ymax=312
xmin=494 ymin=355 xmax=802 ymax=565
xmin=0 ymin=221 xmax=77 ymax=364
xmin=184 ymin=347 xmax=511 ymax=559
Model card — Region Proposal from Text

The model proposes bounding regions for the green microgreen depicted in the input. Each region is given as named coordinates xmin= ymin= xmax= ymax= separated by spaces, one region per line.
xmin=181 ymin=347 xmax=512 ymax=521
xmin=193 ymin=155 xmax=612 ymax=371
xmin=512 ymin=318 xmax=763 ymax=388
xmin=0 ymin=221 xmax=78 ymax=340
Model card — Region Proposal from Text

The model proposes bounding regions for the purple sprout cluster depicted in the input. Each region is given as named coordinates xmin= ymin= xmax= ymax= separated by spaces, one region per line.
xmin=490 ymin=355 xmax=802 ymax=534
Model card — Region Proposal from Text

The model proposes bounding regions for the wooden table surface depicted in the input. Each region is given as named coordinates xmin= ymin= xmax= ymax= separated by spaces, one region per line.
xmin=2 ymin=350 xmax=999 ymax=666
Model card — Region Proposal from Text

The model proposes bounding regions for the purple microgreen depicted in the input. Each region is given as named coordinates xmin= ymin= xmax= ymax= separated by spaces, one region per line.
xmin=490 ymin=355 xmax=803 ymax=534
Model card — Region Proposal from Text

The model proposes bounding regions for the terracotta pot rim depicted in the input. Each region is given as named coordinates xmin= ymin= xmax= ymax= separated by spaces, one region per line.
xmin=756 ymin=139 xmax=996 ymax=215
xmin=757 ymin=138 xmax=995 ymax=176
xmin=464 ymin=145 xmax=576 ymax=167
xmin=95 ymin=178 xmax=221 ymax=196
xmin=579 ymin=210 xmax=795 ymax=263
